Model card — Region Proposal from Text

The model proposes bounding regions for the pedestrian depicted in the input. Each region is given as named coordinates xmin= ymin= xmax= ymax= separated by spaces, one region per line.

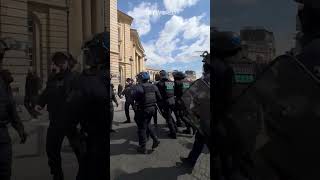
xmin=110 ymin=82 xmax=119 ymax=133
xmin=117 ymin=83 xmax=123 ymax=98
xmin=156 ymin=70 xmax=178 ymax=139
xmin=0 ymin=69 xmax=28 ymax=180
xmin=131 ymin=72 xmax=161 ymax=154
xmin=24 ymin=67 xmax=42 ymax=119
xmin=121 ymin=78 xmax=134 ymax=123
xmin=68 ymin=32 xmax=109 ymax=180
xmin=35 ymin=52 xmax=82 ymax=180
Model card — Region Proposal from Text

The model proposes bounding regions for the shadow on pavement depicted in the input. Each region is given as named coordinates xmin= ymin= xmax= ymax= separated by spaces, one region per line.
xmin=113 ymin=164 xmax=193 ymax=180
xmin=110 ymin=125 xmax=139 ymax=156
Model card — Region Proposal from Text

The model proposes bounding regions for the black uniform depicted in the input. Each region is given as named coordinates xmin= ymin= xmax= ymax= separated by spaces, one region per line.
xmin=0 ymin=72 xmax=26 ymax=180
xmin=156 ymin=79 xmax=177 ymax=137
xmin=38 ymin=70 xmax=81 ymax=179
xmin=69 ymin=68 xmax=108 ymax=180
xmin=132 ymin=82 xmax=162 ymax=150
xmin=110 ymin=84 xmax=118 ymax=131
xmin=121 ymin=84 xmax=134 ymax=122
xmin=174 ymin=78 xmax=194 ymax=133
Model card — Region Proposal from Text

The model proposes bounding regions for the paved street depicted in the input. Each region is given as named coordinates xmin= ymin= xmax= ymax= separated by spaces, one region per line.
xmin=111 ymin=100 xmax=210 ymax=180
xmin=10 ymin=101 xmax=210 ymax=180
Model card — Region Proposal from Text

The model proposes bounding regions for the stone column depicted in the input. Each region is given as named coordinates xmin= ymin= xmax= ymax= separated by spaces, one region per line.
xmin=69 ymin=0 xmax=83 ymax=58
xmin=92 ymin=0 xmax=104 ymax=33
xmin=82 ymin=0 xmax=92 ymax=40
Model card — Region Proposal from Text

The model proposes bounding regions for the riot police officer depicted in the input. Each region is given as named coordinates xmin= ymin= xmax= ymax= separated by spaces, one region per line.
xmin=173 ymin=71 xmax=195 ymax=134
xmin=132 ymin=72 xmax=161 ymax=154
xmin=68 ymin=32 xmax=109 ymax=180
xmin=35 ymin=52 xmax=82 ymax=180
xmin=110 ymin=81 xmax=119 ymax=133
xmin=156 ymin=70 xmax=178 ymax=139
xmin=121 ymin=78 xmax=134 ymax=123
xmin=248 ymin=1 xmax=320 ymax=179
xmin=0 ymin=69 xmax=27 ymax=180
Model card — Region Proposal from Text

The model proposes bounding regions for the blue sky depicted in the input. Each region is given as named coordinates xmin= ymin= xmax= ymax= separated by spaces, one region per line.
xmin=213 ymin=0 xmax=297 ymax=55
xmin=118 ymin=0 xmax=210 ymax=78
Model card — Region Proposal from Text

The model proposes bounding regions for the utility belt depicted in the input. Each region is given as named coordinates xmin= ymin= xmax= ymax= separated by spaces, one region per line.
xmin=135 ymin=103 xmax=156 ymax=110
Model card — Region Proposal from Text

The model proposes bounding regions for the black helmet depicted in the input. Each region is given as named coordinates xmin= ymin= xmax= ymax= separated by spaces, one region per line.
xmin=212 ymin=31 xmax=242 ymax=58
xmin=159 ymin=70 xmax=168 ymax=80
xmin=173 ymin=71 xmax=186 ymax=80
xmin=137 ymin=72 xmax=150 ymax=82
xmin=82 ymin=32 xmax=109 ymax=66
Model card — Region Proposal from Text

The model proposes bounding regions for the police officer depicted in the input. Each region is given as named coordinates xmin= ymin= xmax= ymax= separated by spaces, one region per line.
xmin=152 ymin=74 xmax=161 ymax=127
xmin=0 ymin=69 xmax=27 ymax=180
xmin=110 ymin=81 xmax=119 ymax=133
xmin=132 ymin=72 xmax=161 ymax=154
xmin=156 ymin=70 xmax=178 ymax=139
xmin=35 ymin=52 xmax=81 ymax=180
xmin=121 ymin=78 xmax=134 ymax=123
xmin=249 ymin=1 xmax=320 ymax=179
xmin=173 ymin=71 xmax=195 ymax=134
xmin=69 ymin=32 xmax=109 ymax=180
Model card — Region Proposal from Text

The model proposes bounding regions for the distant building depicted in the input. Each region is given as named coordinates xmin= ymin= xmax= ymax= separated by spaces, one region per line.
xmin=185 ymin=70 xmax=197 ymax=81
xmin=146 ymin=67 xmax=160 ymax=82
xmin=240 ymin=27 xmax=276 ymax=64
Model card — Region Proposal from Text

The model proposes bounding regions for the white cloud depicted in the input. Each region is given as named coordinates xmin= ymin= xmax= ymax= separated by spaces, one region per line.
xmin=127 ymin=2 xmax=160 ymax=36
xmin=163 ymin=0 xmax=200 ymax=13
xmin=145 ymin=15 xmax=210 ymax=66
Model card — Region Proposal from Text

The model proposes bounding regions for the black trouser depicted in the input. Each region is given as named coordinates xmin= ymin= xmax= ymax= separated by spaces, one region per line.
xmin=125 ymin=101 xmax=134 ymax=122
xmin=162 ymin=105 xmax=177 ymax=135
xmin=110 ymin=105 xmax=114 ymax=130
xmin=78 ymin=131 xmax=108 ymax=180
xmin=187 ymin=132 xmax=206 ymax=165
xmin=135 ymin=106 xmax=158 ymax=148
xmin=46 ymin=125 xmax=82 ymax=178
xmin=153 ymin=109 xmax=158 ymax=126
xmin=0 ymin=127 xmax=12 ymax=180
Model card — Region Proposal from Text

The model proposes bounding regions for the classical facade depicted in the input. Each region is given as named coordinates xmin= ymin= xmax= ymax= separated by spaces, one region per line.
xmin=0 ymin=0 xmax=145 ymax=97
xmin=109 ymin=0 xmax=145 ymax=88
xmin=0 ymin=0 xmax=108 ymax=97
xmin=146 ymin=67 xmax=160 ymax=82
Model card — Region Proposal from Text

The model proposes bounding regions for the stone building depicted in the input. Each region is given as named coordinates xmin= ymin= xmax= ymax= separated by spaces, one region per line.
xmin=0 ymin=0 xmax=108 ymax=97
xmin=110 ymin=0 xmax=145 ymax=88
xmin=146 ymin=67 xmax=160 ymax=82
xmin=185 ymin=70 xmax=197 ymax=81
xmin=240 ymin=27 xmax=276 ymax=64
xmin=0 ymin=0 xmax=145 ymax=97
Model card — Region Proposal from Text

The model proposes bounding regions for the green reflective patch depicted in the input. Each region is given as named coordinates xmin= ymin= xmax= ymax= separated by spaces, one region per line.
xmin=235 ymin=74 xmax=255 ymax=83
xmin=183 ymin=82 xmax=190 ymax=89
xmin=165 ymin=82 xmax=174 ymax=90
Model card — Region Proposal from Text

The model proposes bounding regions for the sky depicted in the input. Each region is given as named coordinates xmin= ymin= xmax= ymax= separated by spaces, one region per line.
xmin=118 ymin=0 xmax=210 ymax=78
xmin=213 ymin=0 xmax=297 ymax=55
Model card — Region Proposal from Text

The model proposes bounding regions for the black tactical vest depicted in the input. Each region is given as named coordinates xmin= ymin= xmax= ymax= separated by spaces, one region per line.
xmin=141 ymin=83 xmax=157 ymax=107
xmin=164 ymin=81 xmax=174 ymax=99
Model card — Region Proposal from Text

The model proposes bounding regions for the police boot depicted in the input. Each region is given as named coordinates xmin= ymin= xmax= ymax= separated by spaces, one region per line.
xmin=180 ymin=157 xmax=196 ymax=171
xmin=152 ymin=140 xmax=160 ymax=149
xmin=168 ymin=133 xmax=177 ymax=139
xmin=137 ymin=146 xmax=147 ymax=154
